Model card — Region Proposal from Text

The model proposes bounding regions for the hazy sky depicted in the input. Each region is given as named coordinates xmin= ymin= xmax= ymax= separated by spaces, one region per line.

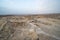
xmin=0 ymin=0 xmax=60 ymax=15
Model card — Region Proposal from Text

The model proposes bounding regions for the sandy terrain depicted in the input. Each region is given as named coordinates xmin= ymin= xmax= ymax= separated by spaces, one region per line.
xmin=0 ymin=14 xmax=60 ymax=40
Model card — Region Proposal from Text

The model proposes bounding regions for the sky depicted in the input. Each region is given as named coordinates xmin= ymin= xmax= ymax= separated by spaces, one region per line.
xmin=0 ymin=0 xmax=60 ymax=15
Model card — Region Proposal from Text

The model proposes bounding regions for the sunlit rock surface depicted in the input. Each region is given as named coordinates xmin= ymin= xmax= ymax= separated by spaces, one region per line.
xmin=0 ymin=14 xmax=60 ymax=40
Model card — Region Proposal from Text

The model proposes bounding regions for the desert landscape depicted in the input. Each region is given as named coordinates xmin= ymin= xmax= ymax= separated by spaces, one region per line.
xmin=0 ymin=14 xmax=60 ymax=40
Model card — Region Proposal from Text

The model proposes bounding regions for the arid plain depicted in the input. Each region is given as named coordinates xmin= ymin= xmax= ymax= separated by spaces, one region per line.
xmin=0 ymin=14 xmax=60 ymax=40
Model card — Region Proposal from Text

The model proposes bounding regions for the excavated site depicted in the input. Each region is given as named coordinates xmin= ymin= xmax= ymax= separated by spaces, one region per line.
xmin=0 ymin=14 xmax=60 ymax=40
